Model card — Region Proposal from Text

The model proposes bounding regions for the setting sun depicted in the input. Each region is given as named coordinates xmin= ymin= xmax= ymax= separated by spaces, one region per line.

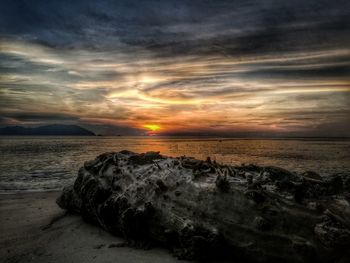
xmin=143 ymin=124 xmax=161 ymax=131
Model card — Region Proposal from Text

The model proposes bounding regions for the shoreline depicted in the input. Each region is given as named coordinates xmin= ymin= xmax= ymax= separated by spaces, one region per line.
xmin=0 ymin=191 xmax=190 ymax=263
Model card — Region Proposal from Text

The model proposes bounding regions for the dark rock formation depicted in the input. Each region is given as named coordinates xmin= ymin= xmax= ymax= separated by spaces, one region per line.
xmin=57 ymin=151 xmax=350 ymax=262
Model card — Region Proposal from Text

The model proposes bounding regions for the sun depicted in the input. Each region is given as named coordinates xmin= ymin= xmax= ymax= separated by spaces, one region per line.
xmin=143 ymin=124 xmax=161 ymax=131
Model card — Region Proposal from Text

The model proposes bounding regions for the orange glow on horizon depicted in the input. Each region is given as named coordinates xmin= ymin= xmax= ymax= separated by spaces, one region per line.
xmin=143 ymin=124 xmax=161 ymax=131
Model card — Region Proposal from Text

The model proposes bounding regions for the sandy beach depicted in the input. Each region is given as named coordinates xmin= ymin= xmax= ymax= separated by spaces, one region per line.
xmin=0 ymin=191 xmax=191 ymax=263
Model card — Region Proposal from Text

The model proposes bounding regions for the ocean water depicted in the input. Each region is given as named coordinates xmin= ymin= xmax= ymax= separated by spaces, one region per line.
xmin=0 ymin=136 xmax=349 ymax=192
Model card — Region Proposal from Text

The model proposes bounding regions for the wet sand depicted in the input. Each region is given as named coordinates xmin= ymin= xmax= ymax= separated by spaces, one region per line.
xmin=0 ymin=191 xmax=190 ymax=263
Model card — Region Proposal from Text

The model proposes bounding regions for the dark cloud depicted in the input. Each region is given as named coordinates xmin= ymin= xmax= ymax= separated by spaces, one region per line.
xmin=0 ymin=111 xmax=80 ymax=127
xmin=241 ymin=64 xmax=350 ymax=79
xmin=1 ymin=0 xmax=349 ymax=55
xmin=0 ymin=0 xmax=349 ymax=136
xmin=0 ymin=112 xmax=79 ymax=122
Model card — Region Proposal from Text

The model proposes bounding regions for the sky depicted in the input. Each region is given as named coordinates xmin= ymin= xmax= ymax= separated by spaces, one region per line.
xmin=0 ymin=0 xmax=349 ymax=136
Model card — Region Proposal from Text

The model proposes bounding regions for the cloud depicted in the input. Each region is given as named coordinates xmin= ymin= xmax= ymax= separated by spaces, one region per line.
xmin=1 ymin=112 xmax=78 ymax=122
xmin=0 ymin=0 xmax=349 ymax=136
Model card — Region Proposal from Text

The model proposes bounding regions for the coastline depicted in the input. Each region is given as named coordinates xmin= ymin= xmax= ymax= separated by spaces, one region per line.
xmin=0 ymin=191 xmax=190 ymax=263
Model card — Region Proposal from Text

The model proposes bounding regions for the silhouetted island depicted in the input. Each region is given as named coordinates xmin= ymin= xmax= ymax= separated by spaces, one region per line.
xmin=0 ymin=124 xmax=95 ymax=136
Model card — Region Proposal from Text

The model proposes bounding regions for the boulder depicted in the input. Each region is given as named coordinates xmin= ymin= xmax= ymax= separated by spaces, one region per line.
xmin=57 ymin=151 xmax=350 ymax=262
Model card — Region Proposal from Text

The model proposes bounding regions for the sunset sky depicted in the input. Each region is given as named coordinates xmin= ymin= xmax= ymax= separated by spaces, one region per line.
xmin=0 ymin=0 xmax=349 ymax=136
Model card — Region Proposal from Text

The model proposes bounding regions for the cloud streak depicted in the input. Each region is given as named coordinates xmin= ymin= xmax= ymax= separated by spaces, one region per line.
xmin=0 ymin=0 xmax=349 ymax=136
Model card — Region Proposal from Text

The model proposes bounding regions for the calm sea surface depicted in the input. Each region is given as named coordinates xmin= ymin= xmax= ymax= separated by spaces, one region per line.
xmin=0 ymin=136 xmax=349 ymax=192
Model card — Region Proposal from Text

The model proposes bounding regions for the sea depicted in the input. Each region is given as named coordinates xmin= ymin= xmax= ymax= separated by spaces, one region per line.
xmin=0 ymin=136 xmax=349 ymax=193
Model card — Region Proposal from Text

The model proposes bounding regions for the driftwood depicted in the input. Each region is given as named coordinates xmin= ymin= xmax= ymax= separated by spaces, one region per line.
xmin=57 ymin=151 xmax=350 ymax=262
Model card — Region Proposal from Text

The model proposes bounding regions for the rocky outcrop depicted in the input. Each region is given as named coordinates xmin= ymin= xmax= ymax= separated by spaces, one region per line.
xmin=57 ymin=151 xmax=350 ymax=262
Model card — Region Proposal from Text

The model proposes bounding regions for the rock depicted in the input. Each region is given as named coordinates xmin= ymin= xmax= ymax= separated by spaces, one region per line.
xmin=56 ymin=185 xmax=81 ymax=213
xmin=302 ymin=171 xmax=323 ymax=180
xmin=215 ymin=175 xmax=230 ymax=192
xmin=253 ymin=216 xmax=270 ymax=231
xmin=57 ymin=151 xmax=350 ymax=262
xmin=264 ymin=166 xmax=300 ymax=182
xmin=314 ymin=216 xmax=350 ymax=248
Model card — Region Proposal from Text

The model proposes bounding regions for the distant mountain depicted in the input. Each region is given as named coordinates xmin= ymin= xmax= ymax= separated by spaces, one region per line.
xmin=0 ymin=124 xmax=95 ymax=136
